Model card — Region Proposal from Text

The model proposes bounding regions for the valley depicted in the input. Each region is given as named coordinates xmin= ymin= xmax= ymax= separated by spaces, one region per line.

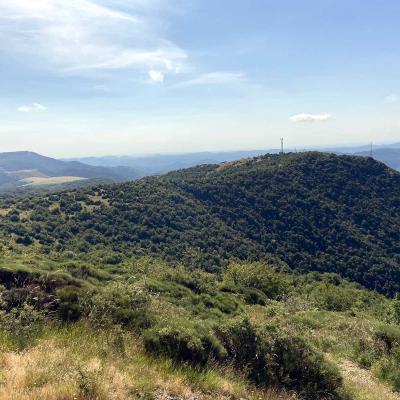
xmin=0 ymin=151 xmax=140 ymax=193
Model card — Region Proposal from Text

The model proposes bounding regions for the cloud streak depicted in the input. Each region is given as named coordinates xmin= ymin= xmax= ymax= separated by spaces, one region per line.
xmin=175 ymin=72 xmax=247 ymax=87
xmin=0 ymin=0 xmax=186 ymax=78
xmin=18 ymin=103 xmax=47 ymax=113
xmin=290 ymin=113 xmax=332 ymax=122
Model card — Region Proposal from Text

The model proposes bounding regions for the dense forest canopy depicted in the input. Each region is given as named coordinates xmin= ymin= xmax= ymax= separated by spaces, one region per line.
xmin=1 ymin=152 xmax=400 ymax=295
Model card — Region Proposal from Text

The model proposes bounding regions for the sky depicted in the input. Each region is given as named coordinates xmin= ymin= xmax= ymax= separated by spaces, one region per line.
xmin=0 ymin=0 xmax=400 ymax=157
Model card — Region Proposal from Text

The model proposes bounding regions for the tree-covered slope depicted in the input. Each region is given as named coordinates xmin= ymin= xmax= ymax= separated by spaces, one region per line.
xmin=1 ymin=152 xmax=400 ymax=294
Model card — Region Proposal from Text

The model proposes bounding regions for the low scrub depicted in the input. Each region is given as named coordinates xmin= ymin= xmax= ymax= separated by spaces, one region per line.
xmin=217 ymin=317 xmax=343 ymax=399
xmin=84 ymin=282 xmax=152 ymax=331
xmin=144 ymin=319 xmax=226 ymax=366
xmin=145 ymin=315 xmax=344 ymax=399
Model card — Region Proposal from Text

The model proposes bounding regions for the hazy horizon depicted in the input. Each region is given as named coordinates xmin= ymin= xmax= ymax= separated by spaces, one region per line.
xmin=1 ymin=139 xmax=399 ymax=160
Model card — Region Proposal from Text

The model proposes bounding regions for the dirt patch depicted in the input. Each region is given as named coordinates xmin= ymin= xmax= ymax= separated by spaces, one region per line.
xmin=339 ymin=358 xmax=400 ymax=400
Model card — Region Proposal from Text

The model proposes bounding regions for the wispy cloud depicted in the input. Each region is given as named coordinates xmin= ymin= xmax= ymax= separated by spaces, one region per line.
xmin=148 ymin=69 xmax=164 ymax=83
xmin=18 ymin=103 xmax=47 ymax=113
xmin=175 ymin=72 xmax=247 ymax=87
xmin=0 ymin=0 xmax=186 ymax=78
xmin=290 ymin=113 xmax=332 ymax=122
xmin=385 ymin=94 xmax=399 ymax=104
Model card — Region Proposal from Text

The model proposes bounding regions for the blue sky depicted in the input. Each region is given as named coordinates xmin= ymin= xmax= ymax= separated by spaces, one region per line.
xmin=0 ymin=0 xmax=400 ymax=157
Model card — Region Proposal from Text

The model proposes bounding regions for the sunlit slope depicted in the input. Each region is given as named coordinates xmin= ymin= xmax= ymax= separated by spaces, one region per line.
xmin=1 ymin=152 xmax=400 ymax=294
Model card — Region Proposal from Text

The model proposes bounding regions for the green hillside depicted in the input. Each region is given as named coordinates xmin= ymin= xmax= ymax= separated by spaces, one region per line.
xmin=0 ymin=249 xmax=400 ymax=400
xmin=0 ymin=152 xmax=400 ymax=399
xmin=1 ymin=152 xmax=400 ymax=294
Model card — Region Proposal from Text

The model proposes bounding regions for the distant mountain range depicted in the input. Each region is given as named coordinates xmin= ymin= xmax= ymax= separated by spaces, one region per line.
xmin=2 ymin=142 xmax=400 ymax=194
xmin=66 ymin=150 xmax=275 ymax=175
xmin=0 ymin=151 xmax=140 ymax=192
xmin=66 ymin=142 xmax=400 ymax=175
xmin=354 ymin=148 xmax=400 ymax=170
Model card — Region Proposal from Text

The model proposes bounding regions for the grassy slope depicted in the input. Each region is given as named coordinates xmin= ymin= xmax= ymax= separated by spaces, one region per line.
xmin=0 ymin=324 xmax=296 ymax=400
xmin=0 ymin=246 xmax=399 ymax=399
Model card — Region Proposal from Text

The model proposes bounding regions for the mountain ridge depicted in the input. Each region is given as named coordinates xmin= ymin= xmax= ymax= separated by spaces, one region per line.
xmin=66 ymin=142 xmax=400 ymax=175
xmin=1 ymin=151 xmax=400 ymax=294
xmin=0 ymin=151 xmax=141 ymax=192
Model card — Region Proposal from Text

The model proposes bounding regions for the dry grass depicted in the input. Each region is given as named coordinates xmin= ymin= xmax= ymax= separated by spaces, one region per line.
xmin=0 ymin=325 xmax=297 ymax=400
xmin=339 ymin=358 xmax=400 ymax=400
xmin=20 ymin=176 xmax=87 ymax=186
xmin=216 ymin=158 xmax=249 ymax=172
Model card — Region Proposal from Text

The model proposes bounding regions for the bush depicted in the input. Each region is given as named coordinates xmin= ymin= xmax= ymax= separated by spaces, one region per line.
xmin=385 ymin=295 xmax=400 ymax=325
xmin=84 ymin=282 xmax=152 ymax=330
xmin=216 ymin=317 xmax=343 ymax=399
xmin=353 ymin=323 xmax=400 ymax=368
xmin=362 ymin=324 xmax=400 ymax=392
xmin=0 ymin=303 xmax=44 ymax=348
xmin=240 ymin=287 xmax=268 ymax=305
xmin=144 ymin=320 xmax=226 ymax=366
xmin=375 ymin=352 xmax=400 ymax=391
xmin=57 ymin=286 xmax=83 ymax=322
xmin=374 ymin=323 xmax=400 ymax=352
xmin=103 ymin=254 xmax=123 ymax=265
xmin=308 ymin=284 xmax=356 ymax=311
xmin=224 ymin=263 xmax=289 ymax=301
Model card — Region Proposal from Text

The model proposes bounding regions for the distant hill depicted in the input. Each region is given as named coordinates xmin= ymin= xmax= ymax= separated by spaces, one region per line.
xmin=68 ymin=143 xmax=400 ymax=175
xmin=2 ymin=151 xmax=400 ymax=295
xmin=0 ymin=151 xmax=140 ymax=192
xmin=355 ymin=148 xmax=400 ymax=170
xmin=67 ymin=150 xmax=278 ymax=175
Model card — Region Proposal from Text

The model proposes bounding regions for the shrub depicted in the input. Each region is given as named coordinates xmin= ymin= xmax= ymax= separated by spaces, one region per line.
xmin=144 ymin=320 xmax=226 ymax=366
xmin=57 ymin=286 xmax=83 ymax=322
xmin=0 ymin=303 xmax=44 ymax=348
xmin=103 ymin=254 xmax=123 ymax=265
xmin=224 ymin=263 xmax=289 ymax=301
xmin=386 ymin=295 xmax=400 ymax=325
xmin=216 ymin=317 xmax=343 ymax=399
xmin=15 ymin=235 xmax=34 ymax=246
xmin=240 ymin=287 xmax=268 ymax=305
xmin=84 ymin=282 xmax=152 ymax=330
xmin=364 ymin=324 xmax=400 ymax=392
xmin=374 ymin=323 xmax=400 ymax=352
xmin=308 ymin=284 xmax=356 ymax=311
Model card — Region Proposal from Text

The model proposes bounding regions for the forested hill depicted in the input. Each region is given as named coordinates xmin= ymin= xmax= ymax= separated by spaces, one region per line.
xmin=1 ymin=152 xmax=400 ymax=295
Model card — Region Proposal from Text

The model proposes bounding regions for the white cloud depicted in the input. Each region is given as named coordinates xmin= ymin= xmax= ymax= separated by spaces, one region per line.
xmin=0 ymin=0 xmax=186 ymax=77
xmin=175 ymin=72 xmax=246 ymax=87
xmin=385 ymin=94 xmax=399 ymax=104
xmin=148 ymin=69 xmax=164 ymax=82
xmin=17 ymin=103 xmax=47 ymax=113
xmin=289 ymin=113 xmax=332 ymax=122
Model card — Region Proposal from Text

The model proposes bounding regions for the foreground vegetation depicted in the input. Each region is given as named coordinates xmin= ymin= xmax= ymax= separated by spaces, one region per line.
xmin=1 ymin=244 xmax=400 ymax=399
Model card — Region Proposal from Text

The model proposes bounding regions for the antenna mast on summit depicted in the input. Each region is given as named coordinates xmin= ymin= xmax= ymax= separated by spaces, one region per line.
xmin=280 ymin=138 xmax=284 ymax=154
xmin=370 ymin=142 xmax=373 ymax=157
